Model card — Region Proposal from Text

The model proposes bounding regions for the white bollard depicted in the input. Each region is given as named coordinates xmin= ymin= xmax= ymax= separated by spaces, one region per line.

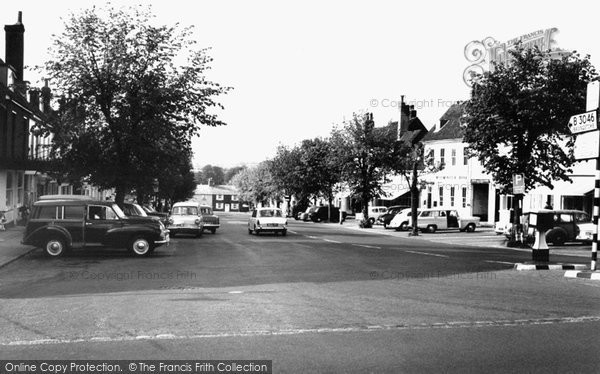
xmin=531 ymin=229 xmax=548 ymax=250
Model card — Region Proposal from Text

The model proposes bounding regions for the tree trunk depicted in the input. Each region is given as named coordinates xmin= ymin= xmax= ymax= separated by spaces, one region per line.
xmin=410 ymin=160 xmax=420 ymax=236
xmin=114 ymin=186 xmax=127 ymax=205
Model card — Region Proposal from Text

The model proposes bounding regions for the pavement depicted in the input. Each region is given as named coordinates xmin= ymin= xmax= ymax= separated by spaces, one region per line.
xmin=0 ymin=224 xmax=34 ymax=269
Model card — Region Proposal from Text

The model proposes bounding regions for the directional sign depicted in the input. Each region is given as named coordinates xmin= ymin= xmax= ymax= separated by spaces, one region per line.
xmin=574 ymin=130 xmax=600 ymax=160
xmin=569 ymin=110 xmax=598 ymax=134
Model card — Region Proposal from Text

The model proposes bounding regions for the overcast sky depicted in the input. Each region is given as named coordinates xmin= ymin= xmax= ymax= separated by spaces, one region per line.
xmin=2 ymin=1 xmax=599 ymax=169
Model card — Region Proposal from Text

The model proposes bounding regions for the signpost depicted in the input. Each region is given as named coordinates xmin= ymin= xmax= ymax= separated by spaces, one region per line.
xmin=570 ymin=81 xmax=600 ymax=271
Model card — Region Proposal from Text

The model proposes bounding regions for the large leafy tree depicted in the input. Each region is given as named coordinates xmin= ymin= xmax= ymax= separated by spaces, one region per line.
xmin=39 ymin=4 xmax=230 ymax=204
xmin=231 ymin=162 xmax=278 ymax=206
xmin=330 ymin=113 xmax=397 ymax=224
xmin=464 ymin=45 xmax=597 ymax=193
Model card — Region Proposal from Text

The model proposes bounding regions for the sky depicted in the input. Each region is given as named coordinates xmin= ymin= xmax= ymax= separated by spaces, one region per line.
xmin=2 ymin=1 xmax=599 ymax=169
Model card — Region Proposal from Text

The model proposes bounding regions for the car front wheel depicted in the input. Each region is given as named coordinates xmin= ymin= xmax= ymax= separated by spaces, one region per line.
xmin=465 ymin=223 xmax=476 ymax=232
xmin=45 ymin=237 xmax=67 ymax=257
xmin=130 ymin=236 xmax=152 ymax=256
xmin=427 ymin=225 xmax=437 ymax=233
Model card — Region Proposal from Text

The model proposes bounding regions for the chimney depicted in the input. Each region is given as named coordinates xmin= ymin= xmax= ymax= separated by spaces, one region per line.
xmin=29 ymin=89 xmax=40 ymax=110
xmin=5 ymin=11 xmax=25 ymax=82
xmin=41 ymin=79 xmax=52 ymax=113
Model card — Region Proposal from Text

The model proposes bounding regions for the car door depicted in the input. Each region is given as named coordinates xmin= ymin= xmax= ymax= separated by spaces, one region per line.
xmin=61 ymin=204 xmax=85 ymax=245
xmin=85 ymin=205 xmax=120 ymax=245
xmin=436 ymin=210 xmax=448 ymax=229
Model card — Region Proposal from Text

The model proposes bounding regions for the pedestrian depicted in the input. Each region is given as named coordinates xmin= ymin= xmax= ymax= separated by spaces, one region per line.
xmin=544 ymin=200 xmax=553 ymax=210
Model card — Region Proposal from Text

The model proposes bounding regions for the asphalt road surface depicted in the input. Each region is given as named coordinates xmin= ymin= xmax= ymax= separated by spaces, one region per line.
xmin=0 ymin=213 xmax=599 ymax=373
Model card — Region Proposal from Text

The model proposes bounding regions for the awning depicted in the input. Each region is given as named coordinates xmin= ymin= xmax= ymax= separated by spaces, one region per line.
xmin=529 ymin=177 xmax=594 ymax=196
xmin=380 ymin=188 xmax=410 ymax=200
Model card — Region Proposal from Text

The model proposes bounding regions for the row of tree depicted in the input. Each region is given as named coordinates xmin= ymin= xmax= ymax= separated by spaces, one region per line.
xmin=231 ymin=111 xmax=429 ymax=230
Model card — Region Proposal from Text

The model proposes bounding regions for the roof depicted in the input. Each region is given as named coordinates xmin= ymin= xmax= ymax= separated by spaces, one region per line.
xmin=194 ymin=184 xmax=239 ymax=196
xmin=421 ymin=102 xmax=466 ymax=142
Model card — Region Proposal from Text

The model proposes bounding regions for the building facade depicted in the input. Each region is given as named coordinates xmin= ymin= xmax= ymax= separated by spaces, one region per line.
xmin=421 ymin=102 xmax=594 ymax=226
xmin=194 ymin=184 xmax=245 ymax=212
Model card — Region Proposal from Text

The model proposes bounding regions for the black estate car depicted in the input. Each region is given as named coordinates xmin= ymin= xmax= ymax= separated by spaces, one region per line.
xmin=22 ymin=196 xmax=170 ymax=257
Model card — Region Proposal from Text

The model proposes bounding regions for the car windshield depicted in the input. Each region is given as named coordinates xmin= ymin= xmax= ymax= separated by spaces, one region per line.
xmin=259 ymin=209 xmax=282 ymax=218
xmin=200 ymin=207 xmax=213 ymax=214
xmin=111 ymin=204 xmax=127 ymax=219
xmin=172 ymin=206 xmax=198 ymax=215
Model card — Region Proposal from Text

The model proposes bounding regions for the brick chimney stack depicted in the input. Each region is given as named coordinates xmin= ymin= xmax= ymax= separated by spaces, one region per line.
xmin=41 ymin=79 xmax=52 ymax=113
xmin=4 ymin=11 xmax=25 ymax=82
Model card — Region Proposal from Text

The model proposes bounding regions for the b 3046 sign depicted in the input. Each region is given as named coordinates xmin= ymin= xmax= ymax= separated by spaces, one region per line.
xmin=569 ymin=110 xmax=598 ymax=134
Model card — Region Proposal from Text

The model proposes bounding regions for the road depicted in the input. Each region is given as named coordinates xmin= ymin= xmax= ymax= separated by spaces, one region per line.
xmin=0 ymin=213 xmax=599 ymax=373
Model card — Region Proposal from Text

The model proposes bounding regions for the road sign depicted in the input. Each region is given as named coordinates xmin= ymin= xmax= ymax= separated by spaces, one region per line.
xmin=512 ymin=174 xmax=525 ymax=194
xmin=574 ymin=130 xmax=600 ymax=160
xmin=568 ymin=110 xmax=598 ymax=134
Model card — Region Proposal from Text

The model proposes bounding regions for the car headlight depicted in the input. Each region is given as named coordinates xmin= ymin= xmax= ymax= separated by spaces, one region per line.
xmin=195 ymin=218 xmax=201 ymax=225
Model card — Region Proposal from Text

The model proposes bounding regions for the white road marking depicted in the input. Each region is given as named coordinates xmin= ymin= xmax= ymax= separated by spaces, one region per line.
xmin=484 ymin=260 xmax=514 ymax=265
xmin=322 ymin=239 xmax=342 ymax=244
xmin=405 ymin=250 xmax=449 ymax=258
xmin=352 ymin=244 xmax=381 ymax=249
xmin=4 ymin=315 xmax=600 ymax=346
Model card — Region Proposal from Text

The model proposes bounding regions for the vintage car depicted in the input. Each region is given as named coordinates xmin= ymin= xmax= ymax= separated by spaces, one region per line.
xmin=141 ymin=205 xmax=169 ymax=224
xmin=367 ymin=206 xmax=389 ymax=224
xmin=308 ymin=206 xmax=340 ymax=222
xmin=416 ymin=208 xmax=480 ymax=233
xmin=168 ymin=201 xmax=205 ymax=237
xmin=22 ymin=196 xmax=169 ymax=257
xmin=377 ymin=205 xmax=410 ymax=228
xmin=388 ymin=208 xmax=416 ymax=231
xmin=248 ymin=207 xmax=288 ymax=236
xmin=199 ymin=204 xmax=220 ymax=234
xmin=121 ymin=202 xmax=161 ymax=222
xmin=522 ymin=209 xmax=593 ymax=246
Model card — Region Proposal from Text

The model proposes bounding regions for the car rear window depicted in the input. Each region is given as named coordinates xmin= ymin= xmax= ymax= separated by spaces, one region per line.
xmin=259 ymin=209 xmax=282 ymax=217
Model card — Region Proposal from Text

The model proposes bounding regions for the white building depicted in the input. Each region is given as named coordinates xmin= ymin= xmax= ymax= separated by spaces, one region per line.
xmin=420 ymin=102 xmax=593 ymax=226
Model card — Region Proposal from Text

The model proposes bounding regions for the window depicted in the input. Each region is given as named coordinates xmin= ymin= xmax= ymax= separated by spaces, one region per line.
xmin=439 ymin=187 xmax=444 ymax=206
xmin=450 ymin=187 xmax=455 ymax=207
xmin=88 ymin=206 xmax=118 ymax=220
xmin=216 ymin=202 xmax=224 ymax=210
xmin=463 ymin=147 xmax=468 ymax=165
xmin=232 ymin=203 xmax=239 ymax=210
xmin=420 ymin=211 xmax=432 ymax=217
xmin=231 ymin=195 xmax=238 ymax=202
xmin=36 ymin=206 xmax=57 ymax=219
xmin=259 ymin=209 xmax=282 ymax=217
xmin=439 ymin=210 xmax=446 ymax=217
xmin=172 ymin=206 xmax=198 ymax=215
xmin=64 ymin=206 xmax=84 ymax=220
xmin=17 ymin=172 xmax=24 ymax=205
xmin=462 ymin=187 xmax=467 ymax=208
xmin=440 ymin=148 xmax=445 ymax=165
xmin=6 ymin=171 xmax=13 ymax=207
xmin=216 ymin=194 xmax=224 ymax=201
xmin=451 ymin=149 xmax=456 ymax=166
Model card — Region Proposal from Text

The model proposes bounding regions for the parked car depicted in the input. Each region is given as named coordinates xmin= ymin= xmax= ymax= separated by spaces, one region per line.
xmin=388 ymin=208 xmax=416 ymax=231
xmin=199 ymin=205 xmax=220 ymax=234
xmin=248 ymin=207 xmax=287 ymax=236
xmin=377 ymin=205 xmax=410 ymax=228
xmin=141 ymin=205 xmax=169 ymax=224
xmin=120 ymin=202 xmax=160 ymax=222
xmin=522 ymin=209 xmax=592 ymax=246
xmin=22 ymin=196 xmax=169 ymax=257
xmin=416 ymin=209 xmax=480 ymax=233
xmin=309 ymin=206 xmax=340 ymax=222
xmin=168 ymin=201 xmax=205 ymax=237
xmin=299 ymin=206 xmax=317 ymax=221
xmin=367 ymin=206 xmax=389 ymax=224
